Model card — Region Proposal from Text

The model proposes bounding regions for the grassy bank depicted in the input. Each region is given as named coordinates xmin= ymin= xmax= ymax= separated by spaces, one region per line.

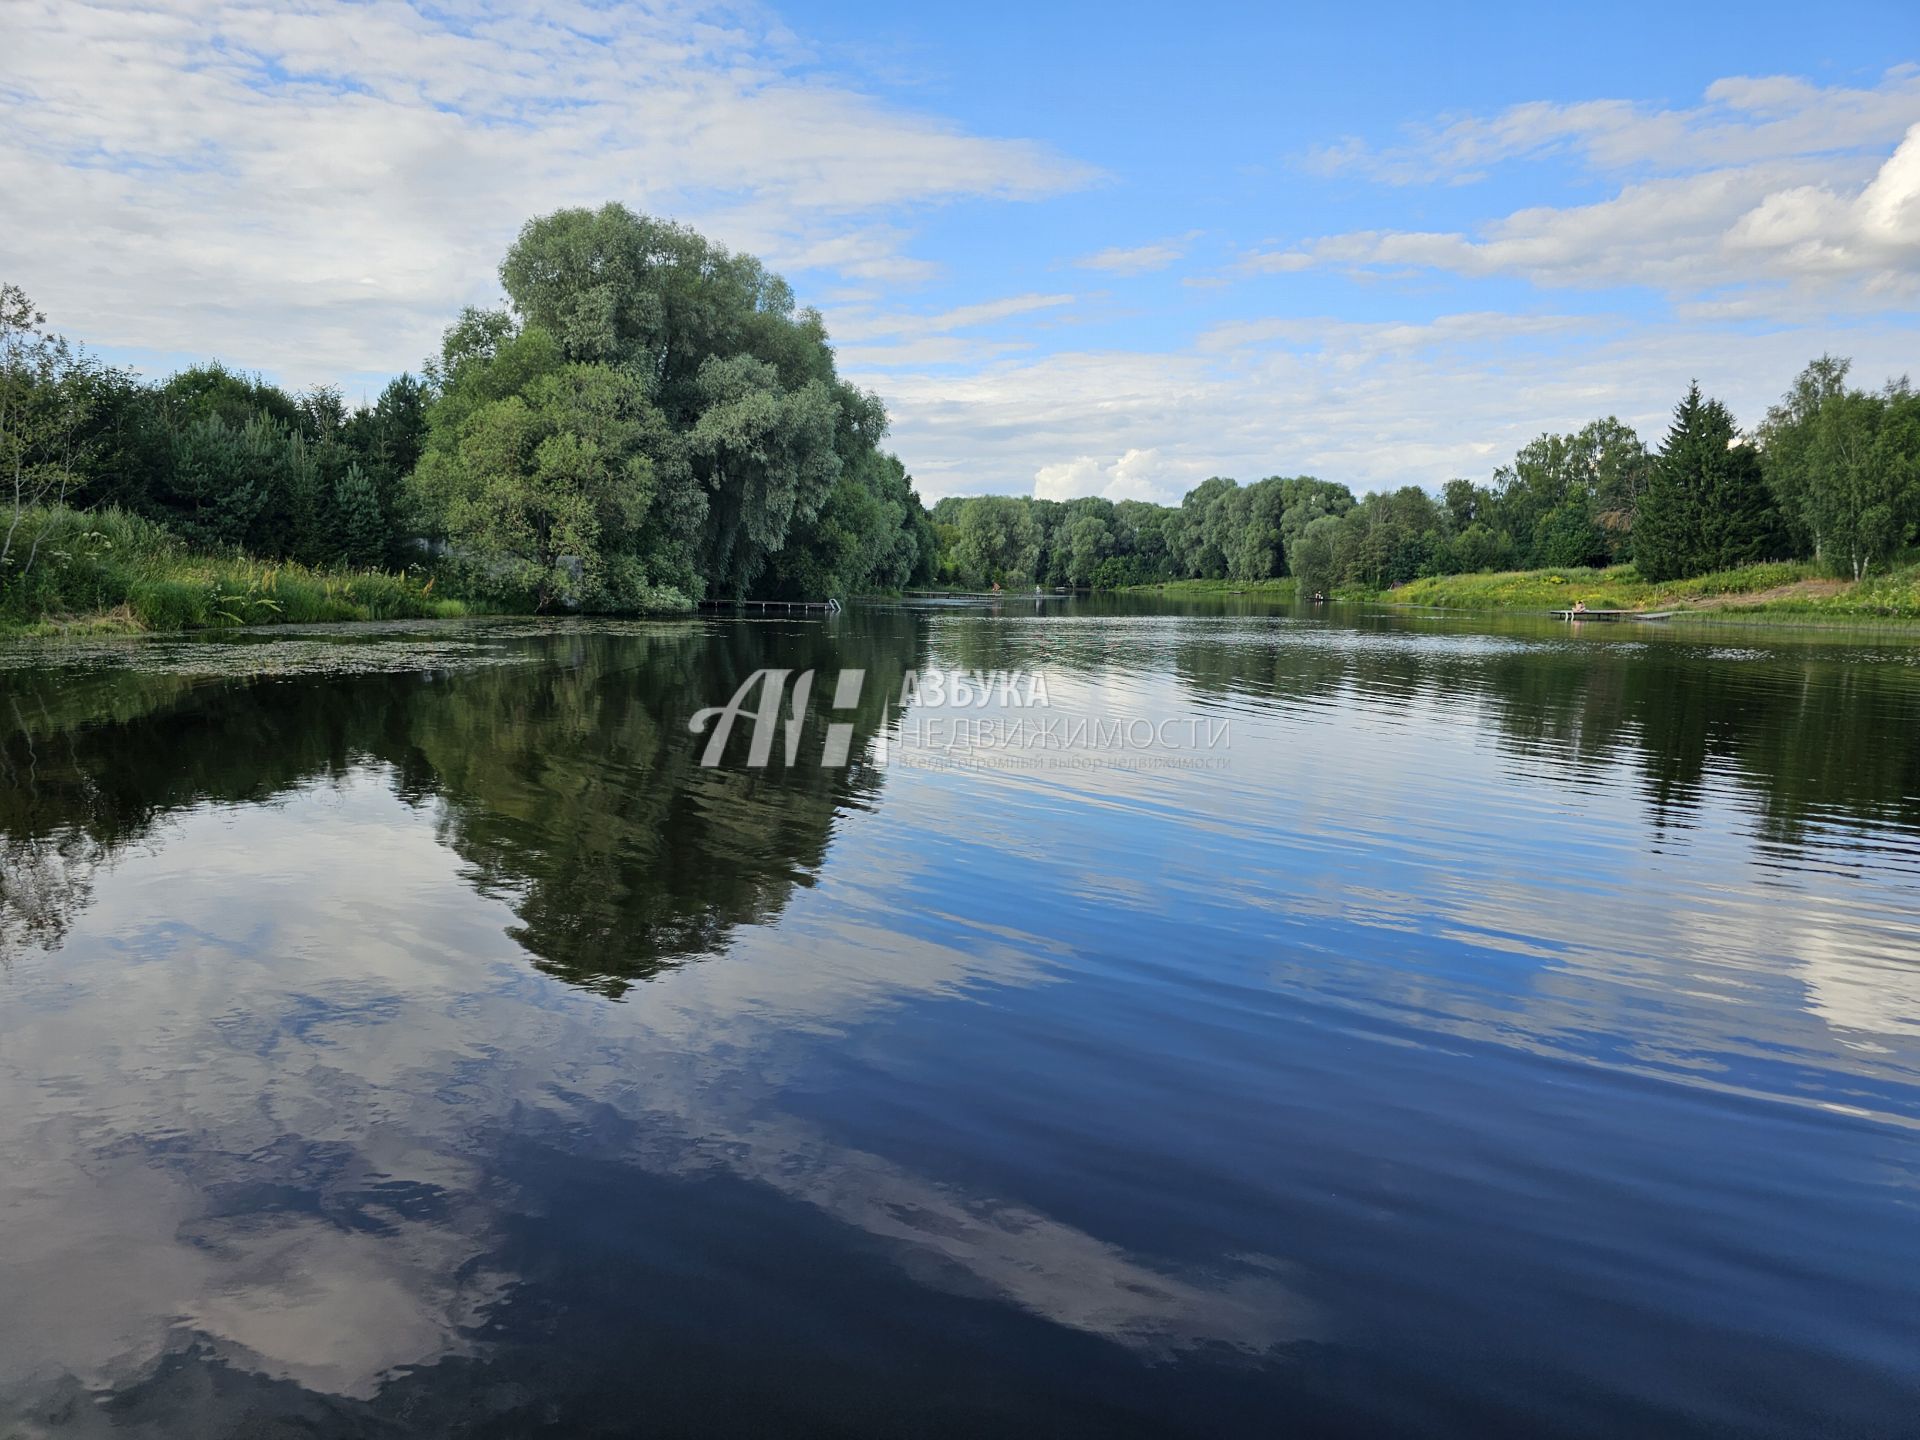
xmin=0 ymin=506 xmax=475 ymax=636
xmin=1387 ymin=560 xmax=1920 ymax=620
xmin=1124 ymin=578 xmax=1300 ymax=599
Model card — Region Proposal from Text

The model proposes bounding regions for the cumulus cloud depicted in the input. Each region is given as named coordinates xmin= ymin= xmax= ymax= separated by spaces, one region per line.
xmin=1251 ymin=130 xmax=1920 ymax=304
xmin=1725 ymin=122 xmax=1920 ymax=279
xmin=0 ymin=0 xmax=1093 ymax=381
xmin=1033 ymin=448 xmax=1204 ymax=503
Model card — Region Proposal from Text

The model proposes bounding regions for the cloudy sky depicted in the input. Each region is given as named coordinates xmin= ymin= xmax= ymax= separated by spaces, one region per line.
xmin=5 ymin=0 xmax=1918 ymax=502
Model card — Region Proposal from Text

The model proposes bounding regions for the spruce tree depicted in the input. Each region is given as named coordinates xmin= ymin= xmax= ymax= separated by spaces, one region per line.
xmin=1635 ymin=384 xmax=1780 ymax=581
xmin=330 ymin=463 xmax=388 ymax=569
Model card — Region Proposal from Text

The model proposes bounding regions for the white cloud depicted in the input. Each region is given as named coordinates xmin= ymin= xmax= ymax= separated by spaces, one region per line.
xmin=773 ymin=227 xmax=945 ymax=285
xmin=1033 ymin=448 xmax=1201 ymax=503
xmin=0 ymin=0 xmax=1094 ymax=381
xmin=832 ymin=292 xmax=1078 ymax=343
xmin=1303 ymin=67 xmax=1920 ymax=183
xmin=1725 ymin=122 xmax=1920 ymax=279
xmin=827 ymin=291 xmax=1078 ymax=368
xmin=1074 ymin=234 xmax=1196 ymax=276
xmin=861 ymin=311 xmax=1920 ymax=503
xmin=1251 ymin=128 xmax=1920 ymax=304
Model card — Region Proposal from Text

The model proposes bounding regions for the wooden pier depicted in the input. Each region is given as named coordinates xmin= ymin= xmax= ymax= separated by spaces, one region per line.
xmin=700 ymin=597 xmax=841 ymax=613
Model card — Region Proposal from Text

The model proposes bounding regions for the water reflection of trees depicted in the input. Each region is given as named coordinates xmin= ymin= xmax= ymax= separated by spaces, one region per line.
xmin=1157 ymin=615 xmax=1920 ymax=842
xmin=0 ymin=616 xmax=925 ymax=991
xmin=6 ymin=607 xmax=1918 ymax=977
xmin=907 ymin=598 xmax=1920 ymax=842
xmin=412 ymin=620 xmax=920 ymax=994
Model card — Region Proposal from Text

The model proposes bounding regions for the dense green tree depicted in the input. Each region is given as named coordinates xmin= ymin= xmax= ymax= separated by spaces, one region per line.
xmin=1330 ymin=485 xmax=1445 ymax=589
xmin=1065 ymin=505 xmax=1117 ymax=584
xmin=1175 ymin=477 xmax=1237 ymax=576
xmin=1276 ymin=477 xmax=1354 ymax=558
xmin=1762 ymin=359 xmax=1920 ymax=580
xmin=1635 ymin=384 xmax=1781 ymax=582
xmin=1534 ymin=497 xmax=1610 ymax=569
xmin=1577 ymin=417 xmax=1652 ymax=557
xmin=952 ymin=495 xmax=1040 ymax=585
xmin=1758 ymin=355 xmax=1852 ymax=557
xmin=1289 ymin=514 xmax=1343 ymax=596
xmin=157 ymin=361 xmax=304 ymax=434
xmin=1114 ymin=499 xmax=1173 ymax=578
xmin=1442 ymin=478 xmax=1481 ymax=533
xmin=688 ymin=354 xmax=841 ymax=596
xmin=403 ymin=204 xmax=929 ymax=604
xmin=413 ymin=351 xmax=679 ymax=609
xmin=165 ymin=411 xmax=322 ymax=559
xmin=764 ymin=451 xmax=933 ymax=598
xmin=329 ymin=463 xmax=388 ymax=569
xmin=1 ymin=285 xmax=98 ymax=580
xmin=1225 ymin=477 xmax=1287 ymax=581
xmin=1446 ymin=522 xmax=1515 ymax=574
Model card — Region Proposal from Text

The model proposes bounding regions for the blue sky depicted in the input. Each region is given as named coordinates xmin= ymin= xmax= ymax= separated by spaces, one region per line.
xmin=5 ymin=0 xmax=1918 ymax=500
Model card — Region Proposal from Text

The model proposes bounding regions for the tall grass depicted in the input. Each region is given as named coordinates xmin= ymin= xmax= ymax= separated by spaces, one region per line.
xmin=0 ymin=505 xmax=472 ymax=634
xmin=1389 ymin=558 xmax=1920 ymax=619
xmin=1390 ymin=562 xmax=1817 ymax=612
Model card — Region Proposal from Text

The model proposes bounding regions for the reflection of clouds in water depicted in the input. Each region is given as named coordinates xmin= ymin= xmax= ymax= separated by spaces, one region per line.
xmin=702 ymin=1114 xmax=1301 ymax=1356
xmin=0 ymin=784 xmax=517 ymax=1403
xmin=0 ymin=770 xmax=1303 ymax=1412
xmin=1026 ymin=668 xmax=1920 ymax=1124
xmin=1253 ymin=756 xmax=1920 ymax=1124
xmin=1790 ymin=899 xmax=1920 ymax=1043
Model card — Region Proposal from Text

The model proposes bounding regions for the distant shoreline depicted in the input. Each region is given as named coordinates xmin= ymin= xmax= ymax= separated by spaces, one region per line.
xmin=1124 ymin=562 xmax=1920 ymax=627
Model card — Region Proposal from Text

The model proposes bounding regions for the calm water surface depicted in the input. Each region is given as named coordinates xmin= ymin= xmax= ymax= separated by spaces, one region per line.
xmin=2 ymin=599 xmax=1918 ymax=1437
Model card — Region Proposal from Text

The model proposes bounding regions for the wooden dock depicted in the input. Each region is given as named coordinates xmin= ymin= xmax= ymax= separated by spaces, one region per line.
xmin=700 ymin=597 xmax=841 ymax=613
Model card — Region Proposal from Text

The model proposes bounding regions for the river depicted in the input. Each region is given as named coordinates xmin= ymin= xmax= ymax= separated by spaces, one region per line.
xmin=1 ymin=598 xmax=1917 ymax=1436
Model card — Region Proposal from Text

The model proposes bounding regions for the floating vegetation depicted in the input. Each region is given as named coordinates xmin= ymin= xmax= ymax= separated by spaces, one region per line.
xmin=0 ymin=616 xmax=715 ymax=678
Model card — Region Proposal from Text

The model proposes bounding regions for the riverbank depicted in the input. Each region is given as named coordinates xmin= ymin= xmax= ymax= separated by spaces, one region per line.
xmin=1387 ymin=561 xmax=1920 ymax=620
xmin=1 ymin=506 xmax=476 ymax=637
xmin=1123 ymin=578 xmax=1300 ymax=599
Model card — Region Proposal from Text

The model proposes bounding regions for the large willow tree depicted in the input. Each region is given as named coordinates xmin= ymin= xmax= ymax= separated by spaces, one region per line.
xmin=412 ymin=204 xmax=932 ymax=608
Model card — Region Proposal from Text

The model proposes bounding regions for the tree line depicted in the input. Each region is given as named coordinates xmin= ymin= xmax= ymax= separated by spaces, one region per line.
xmin=6 ymin=209 xmax=1917 ymax=613
xmin=931 ymin=368 xmax=1920 ymax=592
xmin=1 ymin=204 xmax=938 ymax=613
